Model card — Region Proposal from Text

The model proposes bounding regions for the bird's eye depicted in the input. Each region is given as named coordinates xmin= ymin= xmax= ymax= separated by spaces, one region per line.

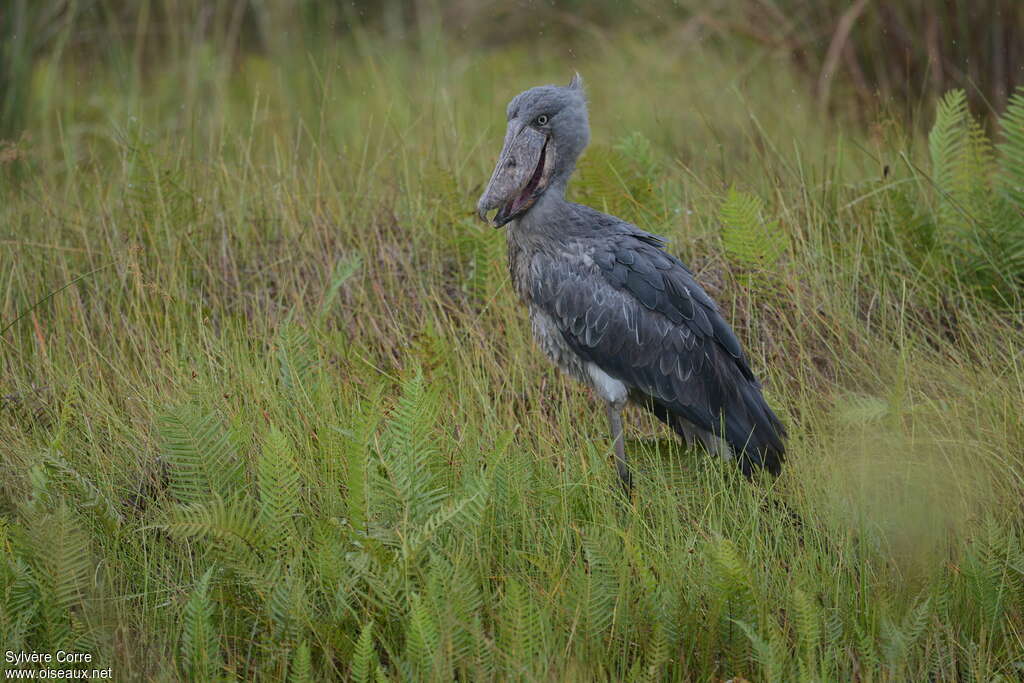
xmin=534 ymin=114 xmax=549 ymax=126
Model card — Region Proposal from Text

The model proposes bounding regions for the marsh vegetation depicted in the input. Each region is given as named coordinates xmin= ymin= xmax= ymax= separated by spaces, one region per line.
xmin=1 ymin=2 xmax=1023 ymax=680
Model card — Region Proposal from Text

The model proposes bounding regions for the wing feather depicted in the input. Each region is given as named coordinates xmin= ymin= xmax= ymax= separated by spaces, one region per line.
xmin=528 ymin=231 xmax=784 ymax=474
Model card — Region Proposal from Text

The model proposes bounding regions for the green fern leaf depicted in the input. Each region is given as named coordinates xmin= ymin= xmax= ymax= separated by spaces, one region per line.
xmin=29 ymin=506 xmax=91 ymax=614
xmin=582 ymin=528 xmax=619 ymax=640
xmin=267 ymin=569 xmax=308 ymax=643
xmin=335 ymin=383 xmax=384 ymax=533
xmin=0 ymin=555 xmax=40 ymax=650
xmin=433 ymin=560 xmax=483 ymax=670
xmin=404 ymin=496 xmax=475 ymax=565
xmin=735 ymin=619 xmax=787 ymax=681
xmin=377 ymin=369 xmax=447 ymax=527
xmin=288 ymin=641 xmax=313 ymax=683
xmin=571 ymin=134 xmax=661 ymax=225
xmin=902 ymin=598 xmax=931 ymax=652
xmin=997 ymin=88 xmax=1024 ymax=210
xmin=924 ymin=89 xmax=1024 ymax=304
xmin=500 ymin=577 xmax=543 ymax=663
xmin=27 ymin=505 xmax=92 ymax=646
xmin=792 ymin=588 xmax=820 ymax=656
xmin=352 ymin=620 xmax=378 ymax=683
xmin=834 ymin=393 xmax=890 ymax=427
xmin=928 ymin=90 xmax=995 ymax=229
xmin=643 ymin=617 xmax=669 ymax=682
xmin=719 ymin=187 xmax=789 ymax=299
xmin=166 ymin=497 xmax=267 ymax=566
xmin=159 ymin=404 xmax=244 ymax=505
xmin=405 ymin=593 xmax=441 ymax=678
xmin=708 ymin=537 xmax=751 ymax=599
xmin=469 ymin=615 xmax=496 ymax=679
xmin=929 ymin=90 xmax=970 ymax=230
xmin=258 ymin=427 xmax=302 ymax=551
xmin=180 ymin=567 xmax=221 ymax=681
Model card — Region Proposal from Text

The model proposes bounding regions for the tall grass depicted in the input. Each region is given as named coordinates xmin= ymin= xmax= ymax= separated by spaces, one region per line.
xmin=1 ymin=22 xmax=1023 ymax=681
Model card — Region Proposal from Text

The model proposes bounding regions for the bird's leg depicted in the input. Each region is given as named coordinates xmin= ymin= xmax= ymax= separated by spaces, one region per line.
xmin=605 ymin=402 xmax=631 ymax=493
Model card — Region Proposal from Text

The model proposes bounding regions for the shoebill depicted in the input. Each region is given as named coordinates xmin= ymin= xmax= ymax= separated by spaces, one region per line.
xmin=476 ymin=74 xmax=785 ymax=490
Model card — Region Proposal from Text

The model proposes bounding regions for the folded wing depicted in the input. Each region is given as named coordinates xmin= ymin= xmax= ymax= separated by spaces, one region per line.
xmin=529 ymin=230 xmax=785 ymax=475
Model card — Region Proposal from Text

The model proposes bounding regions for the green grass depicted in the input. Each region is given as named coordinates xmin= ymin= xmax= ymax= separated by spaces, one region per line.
xmin=1 ymin=26 xmax=1023 ymax=681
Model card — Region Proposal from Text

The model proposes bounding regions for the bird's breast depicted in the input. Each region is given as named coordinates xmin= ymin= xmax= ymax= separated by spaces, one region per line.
xmin=505 ymin=227 xmax=538 ymax=304
xmin=527 ymin=306 xmax=588 ymax=383
xmin=505 ymin=229 xmax=595 ymax=388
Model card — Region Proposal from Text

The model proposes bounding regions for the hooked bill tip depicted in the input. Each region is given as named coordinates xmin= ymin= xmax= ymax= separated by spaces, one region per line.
xmin=477 ymin=205 xmax=496 ymax=227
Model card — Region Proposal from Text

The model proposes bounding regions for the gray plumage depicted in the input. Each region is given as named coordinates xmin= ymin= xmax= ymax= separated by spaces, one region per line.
xmin=477 ymin=74 xmax=785 ymax=487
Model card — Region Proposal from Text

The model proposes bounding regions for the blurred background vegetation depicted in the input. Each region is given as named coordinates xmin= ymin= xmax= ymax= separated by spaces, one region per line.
xmin=2 ymin=0 xmax=1022 ymax=138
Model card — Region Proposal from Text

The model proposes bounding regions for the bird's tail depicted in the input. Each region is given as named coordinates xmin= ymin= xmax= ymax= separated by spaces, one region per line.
xmin=640 ymin=388 xmax=785 ymax=477
xmin=723 ymin=380 xmax=786 ymax=478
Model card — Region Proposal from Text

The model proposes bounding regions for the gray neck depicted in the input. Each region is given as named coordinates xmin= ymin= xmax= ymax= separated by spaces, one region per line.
xmin=516 ymin=185 xmax=574 ymax=234
xmin=549 ymin=162 xmax=575 ymax=197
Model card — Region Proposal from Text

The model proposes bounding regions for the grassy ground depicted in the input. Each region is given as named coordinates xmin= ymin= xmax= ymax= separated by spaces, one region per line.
xmin=1 ymin=27 xmax=1023 ymax=681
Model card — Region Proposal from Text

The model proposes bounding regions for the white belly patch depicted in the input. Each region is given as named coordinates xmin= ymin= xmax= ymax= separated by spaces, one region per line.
xmin=586 ymin=363 xmax=628 ymax=407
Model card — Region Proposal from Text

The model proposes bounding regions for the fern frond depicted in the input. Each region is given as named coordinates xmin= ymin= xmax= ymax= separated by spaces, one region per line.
xmin=352 ymin=620 xmax=378 ymax=683
xmin=436 ymin=560 xmax=483 ymax=670
xmin=180 ymin=567 xmax=221 ymax=681
xmin=834 ymin=393 xmax=890 ymax=427
xmin=404 ymin=484 xmax=487 ymax=564
xmin=854 ymin=621 xmax=881 ymax=676
xmin=963 ymin=516 xmax=1017 ymax=633
xmin=792 ymin=588 xmax=821 ymax=656
xmin=267 ymin=569 xmax=308 ymax=643
xmin=27 ymin=505 xmax=92 ymax=646
xmin=928 ymin=90 xmax=996 ymax=230
xmin=377 ymin=369 xmax=447 ymax=527
xmin=643 ymin=617 xmax=670 ymax=682
xmin=718 ymin=187 xmax=789 ymax=295
xmin=924 ymin=89 xmax=1024 ymax=304
xmin=258 ymin=427 xmax=302 ymax=551
xmin=345 ymin=550 xmax=406 ymax=615
xmin=997 ymin=88 xmax=1024 ymax=210
xmin=902 ymin=598 xmax=931 ymax=652
xmin=166 ymin=497 xmax=267 ymax=566
xmin=929 ymin=89 xmax=970 ymax=230
xmin=335 ymin=383 xmax=385 ymax=533
xmin=0 ymin=555 xmax=40 ymax=649
xmin=288 ymin=641 xmax=313 ymax=683
xmin=405 ymin=593 xmax=441 ymax=679
xmin=614 ymin=131 xmax=660 ymax=176
xmin=736 ymin=619 xmax=788 ymax=681
xmin=707 ymin=537 xmax=752 ymax=599
xmin=571 ymin=134 xmax=661 ymax=225
xmin=159 ymin=404 xmax=244 ymax=505
xmin=41 ymin=452 xmax=123 ymax=530
xmin=500 ymin=577 xmax=543 ymax=663
xmin=582 ymin=529 xmax=619 ymax=640
xmin=879 ymin=614 xmax=907 ymax=668
xmin=469 ymin=615 xmax=496 ymax=680
xmin=707 ymin=537 xmax=758 ymax=672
